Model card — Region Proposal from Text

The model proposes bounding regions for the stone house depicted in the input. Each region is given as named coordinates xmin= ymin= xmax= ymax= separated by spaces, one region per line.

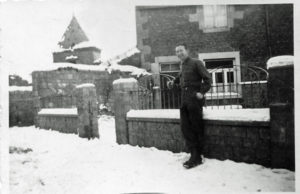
xmin=31 ymin=15 xmax=150 ymax=122
xmin=135 ymin=4 xmax=293 ymax=107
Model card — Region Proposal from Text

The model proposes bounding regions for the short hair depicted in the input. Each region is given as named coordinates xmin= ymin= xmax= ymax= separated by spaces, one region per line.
xmin=176 ymin=43 xmax=188 ymax=50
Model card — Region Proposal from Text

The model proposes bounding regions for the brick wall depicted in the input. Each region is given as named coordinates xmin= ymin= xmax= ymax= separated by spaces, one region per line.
xmin=136 ymin=4 xmax=293 ymax=70
xmin=127 ymin=117 xmax=271 ymax=167
xmin=9 ymin=91 xmax=34 ymax=127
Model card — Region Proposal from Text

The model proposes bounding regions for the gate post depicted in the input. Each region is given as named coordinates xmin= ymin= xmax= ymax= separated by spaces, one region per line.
xmin=75 ymin=83 xmax=99 ymax=139
xmin=267 ymin=56 xmax=294 ymax=170
xmin=113 ymin=78 xmax=139 ymax=144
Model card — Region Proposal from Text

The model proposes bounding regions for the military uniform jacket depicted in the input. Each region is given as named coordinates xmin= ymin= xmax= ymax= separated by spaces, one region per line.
xmin=174 ymin=57 xmax=212 ymax=105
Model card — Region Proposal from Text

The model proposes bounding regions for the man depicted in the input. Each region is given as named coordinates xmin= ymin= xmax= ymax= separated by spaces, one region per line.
xmin=168 ymin=43 xmax=211 ymax=169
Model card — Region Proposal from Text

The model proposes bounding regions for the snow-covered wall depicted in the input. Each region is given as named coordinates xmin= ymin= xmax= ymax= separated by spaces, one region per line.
xmin=126 ymin=111 xmax=271 ymax=166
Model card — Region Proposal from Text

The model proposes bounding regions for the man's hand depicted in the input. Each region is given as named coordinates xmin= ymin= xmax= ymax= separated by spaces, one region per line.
xmin=167 ymin=80 xmax=174 ymax=89
xmin=196 ymin=92 xmax=204 ymax=100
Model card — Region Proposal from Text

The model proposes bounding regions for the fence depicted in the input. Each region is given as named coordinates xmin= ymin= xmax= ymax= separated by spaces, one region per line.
xmin=135 ymin=64 xmax=268 ymax=110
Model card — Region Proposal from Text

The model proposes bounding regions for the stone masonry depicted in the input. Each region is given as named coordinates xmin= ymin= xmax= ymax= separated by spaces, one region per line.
xmin=113 ymin=78 xmax=139 ymax=144
xmin=75 ymin=84 xmax=99 ymax=139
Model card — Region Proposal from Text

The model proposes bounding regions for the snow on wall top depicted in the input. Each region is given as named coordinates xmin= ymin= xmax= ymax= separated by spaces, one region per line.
xmin=38 ymin=108 xmax=78 ymax=116
xmin=127 ymin=108 xmax=270 ymax=122
xmin=32 ymin=61 xmax=150 ymax=77
xmin=76 ymin=83 xmax=95 ymax=88
xmin=9 ymin=86 xmax=32 ymax=92
xmin=267 ymin=55 xmax=293 ymax=69
xmin=65 ymin=55 xmax=78 ymax=60
xmin=113 ymin=78 xmax=137 ymax=85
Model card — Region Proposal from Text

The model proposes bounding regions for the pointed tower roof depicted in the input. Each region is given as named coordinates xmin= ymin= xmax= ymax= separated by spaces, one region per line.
xmin=58 ymin=16 xmax=89 ymax=49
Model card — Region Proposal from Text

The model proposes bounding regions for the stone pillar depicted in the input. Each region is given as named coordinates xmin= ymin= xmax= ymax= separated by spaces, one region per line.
xmin=267 ymin=56 xmax=294 ymax=170
xmin=113 ymin=78 xmax=139 ymax=144
xmin=75 ymin=84 xmax=99 ymax=139
xmin=33 ymin=91 xmax=41 ymax=127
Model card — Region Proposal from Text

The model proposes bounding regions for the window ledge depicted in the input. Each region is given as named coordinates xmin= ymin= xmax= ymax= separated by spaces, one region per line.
xmin=203 ymin=27 xmax=230 ymax=33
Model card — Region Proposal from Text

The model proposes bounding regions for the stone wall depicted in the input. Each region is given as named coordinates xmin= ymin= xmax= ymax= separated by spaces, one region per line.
xmin=53 ymin=48 xmax=100 ymax=65
xmin=136 ymin=4 xmax=293 ymax=70
xmin=9 ymin=90 xmax=34 ymax=127
xmin=32 ymin=68 xmax=121 ymax=112
xmin=37 ymin=114 xmax=78 ymax=134
xmin=127 ymin=116 xmax=271 ymax=167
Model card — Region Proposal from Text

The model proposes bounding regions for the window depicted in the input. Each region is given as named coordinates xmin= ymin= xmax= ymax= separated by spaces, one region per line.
xmin=216 ymin=72 xmax=224 ymax=83
xmin=160 ymin=63 xmax=180 ymax=73
xmin=227 ymin=71 xmax=234 ymax=83
xmin=203 ymin=5 xmax=228 ymax=29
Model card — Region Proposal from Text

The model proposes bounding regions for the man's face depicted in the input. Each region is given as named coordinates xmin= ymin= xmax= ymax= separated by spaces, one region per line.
xmin=175 ymin=45 xmax=188 ymax=61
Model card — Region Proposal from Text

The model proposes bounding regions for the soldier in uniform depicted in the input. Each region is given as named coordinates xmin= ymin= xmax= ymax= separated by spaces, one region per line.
xmin=168 ymin=43 xmax=212 ymax=169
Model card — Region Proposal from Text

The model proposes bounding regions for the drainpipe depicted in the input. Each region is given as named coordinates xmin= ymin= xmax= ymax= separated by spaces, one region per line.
xmin=264 ymin=5 xmax=272 ymax=58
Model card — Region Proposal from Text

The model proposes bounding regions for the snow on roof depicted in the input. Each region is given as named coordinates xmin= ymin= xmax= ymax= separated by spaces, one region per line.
xmin=113 ymin=77 xmax=137 ymax=85
xmin=267 ymin=55 xmax=294 ymax=69
xmin=9 ymin=86 xmax=32 ymax=92
xmin=72 ymin=41 xmax=100 ymax=50
xmin=53 ymin=41 xmax=100 ymax=53
xmin=112 ymin=47 xmax=140 ymax=63
xmin=76 ymin=83 xmax=95 ymax=88
xmin=107 ymin=62 xmax=151 ymax=77
xmin=127 ymin=108 xmax=270 ymax=122
xmin=32 ymin=62 xmax=150 ymax=77
xmin=32 ymin=62 xmax=107 ymax=72
xmin=38 ymin=108 xmax=78 ymax=116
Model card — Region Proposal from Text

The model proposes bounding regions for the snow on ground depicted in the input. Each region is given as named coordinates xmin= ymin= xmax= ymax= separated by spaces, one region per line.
xmin=127 ymin=108 xmax=270 ymax=122
xmin=10 ymin=115 xmax=294 ymax=194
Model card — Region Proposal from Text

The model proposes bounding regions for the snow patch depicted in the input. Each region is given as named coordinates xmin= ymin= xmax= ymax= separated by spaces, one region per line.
xmin=65 ymin=55 xmax=78 ymax=60
xmin=267 ymin=55 xmax=293 ymax=69
xmin=113 ymin=77 xmax=137 ymax=85
xmin=76 ymin=83 xmax=95 ymax=89
xmin=9 ymin=86 xmax=32 ymax=92
xmin=38 ymin=108 xmax=78 ymax=116
xmin=127 ymin=108 xmax=270 ymax=122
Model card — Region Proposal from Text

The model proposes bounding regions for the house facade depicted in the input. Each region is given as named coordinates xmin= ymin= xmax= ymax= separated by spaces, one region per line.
xmin=135 ymin=4 xmax=293 ymax=107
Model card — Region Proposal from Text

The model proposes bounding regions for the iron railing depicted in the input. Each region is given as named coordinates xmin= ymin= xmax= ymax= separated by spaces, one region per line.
xmin=134 ymin=64 xmax=268 ymax=110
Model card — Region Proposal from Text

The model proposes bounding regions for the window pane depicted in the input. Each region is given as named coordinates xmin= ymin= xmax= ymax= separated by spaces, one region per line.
xmin=161 ymin=64 xmax=170 ymax=72
xmin=170 ymin=63 xmax=180 ymax=71
xmin=216 ymin=72 xmax=224 ymax=83
xmin=227 ymin=71 xmax=234 ymax=83
xmin=203 ymin=5 xmax=214 ymax=28
xmin=215 ymin=5 xmax=227 ymax=27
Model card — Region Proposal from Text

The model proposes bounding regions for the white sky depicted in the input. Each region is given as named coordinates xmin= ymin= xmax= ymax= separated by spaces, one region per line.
xmin=0 ymin=0 xmax=137 ymax=81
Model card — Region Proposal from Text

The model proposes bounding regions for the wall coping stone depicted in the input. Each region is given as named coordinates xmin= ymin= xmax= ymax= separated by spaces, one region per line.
xmin=126 ymin=116 xmax=269 ymax=127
